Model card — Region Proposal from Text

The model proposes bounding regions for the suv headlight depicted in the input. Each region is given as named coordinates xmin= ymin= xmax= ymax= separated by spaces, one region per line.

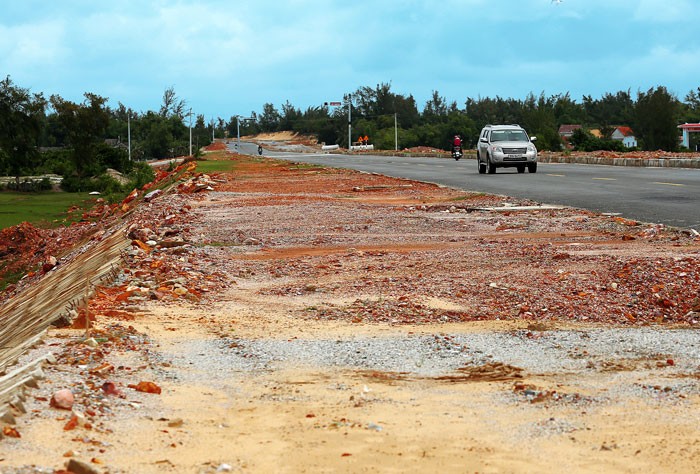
xmin=492 ymin=146 xmax=503 ymax=153
xmin=527 ymin=144 xmax=536 ymax=152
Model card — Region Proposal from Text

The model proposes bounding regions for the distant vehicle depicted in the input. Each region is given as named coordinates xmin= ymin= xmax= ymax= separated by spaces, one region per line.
xmin=476 ymin=124 xmax=538 ymax=174
xmin=258 ymin=144 xmax=263 ymax=155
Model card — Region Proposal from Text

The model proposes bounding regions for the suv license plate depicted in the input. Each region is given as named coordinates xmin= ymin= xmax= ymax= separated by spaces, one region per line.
xmin=507 ymin=154 xmax=521 ymax=158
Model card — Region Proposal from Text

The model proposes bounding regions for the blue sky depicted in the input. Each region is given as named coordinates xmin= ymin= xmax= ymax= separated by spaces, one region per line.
xmin=2 ymin=0 xmax=698 ymax=121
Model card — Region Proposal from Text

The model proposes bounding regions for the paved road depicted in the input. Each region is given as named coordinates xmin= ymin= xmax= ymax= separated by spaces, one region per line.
xmin=230 ymin=142 xmax=700 ymax=230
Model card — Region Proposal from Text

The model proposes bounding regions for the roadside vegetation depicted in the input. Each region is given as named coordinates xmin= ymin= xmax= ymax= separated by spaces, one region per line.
xmin=0 ymin=192 xmax=97 ymax=229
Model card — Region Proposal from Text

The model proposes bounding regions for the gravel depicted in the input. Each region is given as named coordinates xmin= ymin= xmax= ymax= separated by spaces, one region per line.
xmin=159 ymin=327 xmax=700 ymax=381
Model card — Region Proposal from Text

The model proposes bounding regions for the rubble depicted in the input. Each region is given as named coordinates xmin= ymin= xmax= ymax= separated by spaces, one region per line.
xmin=1 ymin=148 xmax=699 ymax=472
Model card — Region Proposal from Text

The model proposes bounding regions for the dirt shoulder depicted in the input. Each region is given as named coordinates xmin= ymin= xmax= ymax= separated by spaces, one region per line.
xmin=1 ymin=150 xmax=700 ymax=473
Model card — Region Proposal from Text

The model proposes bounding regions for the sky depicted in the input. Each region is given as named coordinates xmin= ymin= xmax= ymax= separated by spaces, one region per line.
xmin=2 ymin=0 xmax=699 ymax=121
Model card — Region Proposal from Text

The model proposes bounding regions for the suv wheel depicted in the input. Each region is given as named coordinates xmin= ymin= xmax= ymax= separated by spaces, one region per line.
xmin=477 ymin=153 xmax=486 ymax=174
xmin=487 ymin=155 xmax=496 ymax=174
xmin=528 ymin=162 xmax=537 ymax=173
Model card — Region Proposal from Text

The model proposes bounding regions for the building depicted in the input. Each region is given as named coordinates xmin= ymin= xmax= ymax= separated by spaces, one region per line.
xmin=678 ymin=123 xmax=700 ymax=150
xmin=557 ymin=124 xmax=582 ymax=139
xmin=557 ymin=125 xmax=582 ymax=149
xmin=611 ymin=126 xmax=637 ymax=148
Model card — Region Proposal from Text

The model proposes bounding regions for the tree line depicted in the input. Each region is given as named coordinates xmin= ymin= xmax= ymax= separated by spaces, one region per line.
xmin=248 ymin=83 xmax=700 ymax=153
xmin=2 ymin=76 xmax=700 ymax=194
xmin=0 ymin=80 xmax=215 ymax=194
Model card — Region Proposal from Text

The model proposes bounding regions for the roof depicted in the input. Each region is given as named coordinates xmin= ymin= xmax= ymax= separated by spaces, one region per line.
xmin=482 ymin=124 xmax=525 ymax=130
xmin=678 ymin=123 xmax=700 ymax=130
xmin=558 ymin=124 xmax=581 ymax=135
xmin=614 ymin=126 xmax=635 ymax=137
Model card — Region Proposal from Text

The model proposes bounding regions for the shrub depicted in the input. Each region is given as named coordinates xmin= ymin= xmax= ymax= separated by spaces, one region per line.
xmin=6 ymin=178 xmax=54 ymax=192
xmin=127 ymin=162 xmax=155 ymax=189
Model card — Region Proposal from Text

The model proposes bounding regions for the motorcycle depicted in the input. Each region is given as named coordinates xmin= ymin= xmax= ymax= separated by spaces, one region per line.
xmin=452 ymin=145 xmax=462 ymax=161
xmin=257 ymin=145 xmax=263 ymax=156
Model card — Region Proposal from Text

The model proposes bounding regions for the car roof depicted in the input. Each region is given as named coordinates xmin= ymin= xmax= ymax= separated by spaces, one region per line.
xmin=483 ymin=124 xmax=525 ymax=130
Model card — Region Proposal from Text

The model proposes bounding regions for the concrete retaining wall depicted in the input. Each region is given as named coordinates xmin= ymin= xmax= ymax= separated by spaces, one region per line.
xmin=538 ymin=155 xmax=700 ymax=169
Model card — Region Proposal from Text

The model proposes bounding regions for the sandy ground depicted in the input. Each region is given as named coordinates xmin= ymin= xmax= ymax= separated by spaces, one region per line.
xmin=1 ymin=150 xmax=700 ymax=473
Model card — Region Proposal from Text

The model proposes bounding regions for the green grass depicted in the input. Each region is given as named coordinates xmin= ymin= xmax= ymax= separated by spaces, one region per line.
xmin=0 ymin=191 xmax=97 ymax=230
xmin=195 ymin=160 xmax=238 ymax=174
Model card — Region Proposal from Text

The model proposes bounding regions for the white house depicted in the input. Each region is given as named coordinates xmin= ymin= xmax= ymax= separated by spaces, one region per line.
xmin=678 ymin=123 xmax=700 ymax=150
xmin=611 ymin=126 xmax=637 ymax=148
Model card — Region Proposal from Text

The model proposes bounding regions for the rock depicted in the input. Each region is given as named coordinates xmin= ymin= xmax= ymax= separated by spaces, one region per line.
xmin=168 ymin=418 xmax=184 ymax=428
xmin=144 ymin=189 xmax=163 ymax=202
xmin=50 ymin=389 xmax=74 ymax=410
xmin=82 ymin=338 xmax=99 ymax=348
xmin=129 ymin=227 xmax=156 ymax=242
xmin=158 ymin=238 xmax=187 ymax=248
xmin=66 ymin=458 xmax=100 ymax=474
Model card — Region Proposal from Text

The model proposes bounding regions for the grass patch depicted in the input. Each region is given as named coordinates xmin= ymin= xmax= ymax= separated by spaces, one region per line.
xmin=288 ymin=163 xmax=324 ymax=171
xmin=195 ymin=159 xmax=238 ymax=174
xmin=0 ymin=191 xmax=97 ymax=230
xmin=0 ymin=268 xmax=26 ymax=291
xmin=448 ymin=193 xmax=486 ymax=202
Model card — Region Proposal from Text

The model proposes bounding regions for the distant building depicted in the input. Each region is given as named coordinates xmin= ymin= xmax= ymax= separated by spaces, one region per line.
xmin=557 ymin=124 xmax=582 ymax=138
xmin=611 ymin=126 xmax=637 ymax=148
xmin=557 ymin=125 xmax=582 ymax=149
xmin=678 ymin=123 xmax=700 ymax=150
xmin=589 ymin=129 xmax=603 ymax=138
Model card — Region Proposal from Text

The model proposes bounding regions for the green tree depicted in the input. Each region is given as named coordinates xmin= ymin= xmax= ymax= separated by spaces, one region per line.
xmin=553 ymin=92 xmax=586 ymax=126
xmin=634 ymin=86 xmax=680 ymax=151
xmin=50 ymin=93 xmax=110 ymax=180
xmin=259 ymin=103 xmax=280 ymax=132
xmin=192 ymin=114 xmax=212 ymax=151
xmin=521 ymin=93 xmax=561 ymax=151
xmin=582 ymin=90 xmax=634 ymax=128
xmin=681 ymin=87 xmax=700 ymax=124
xmin=159 ymin=86 xmax=187 ymax=119
xmin=0 ymin=76 xmax=47 ymax=185
xmin=279 ymin=100 xmax=302 ymax=131
xmin=423 ymin=90 xmax=448 ymax=121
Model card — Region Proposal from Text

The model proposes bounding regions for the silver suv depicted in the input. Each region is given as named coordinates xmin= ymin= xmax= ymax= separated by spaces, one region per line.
xmin=476 ymin=124 xmax=538 ymax=174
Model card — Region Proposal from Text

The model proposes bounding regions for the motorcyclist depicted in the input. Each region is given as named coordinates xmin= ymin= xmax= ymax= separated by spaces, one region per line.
xmin=257 ymin=144 xmax=263 ymax=155
xmin=451 ymin=135 xmax=462 ymax=159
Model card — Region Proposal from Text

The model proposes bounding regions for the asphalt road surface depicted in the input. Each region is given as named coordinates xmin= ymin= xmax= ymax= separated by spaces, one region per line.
xmin=231 ymin=142 xmax=700 ymax=230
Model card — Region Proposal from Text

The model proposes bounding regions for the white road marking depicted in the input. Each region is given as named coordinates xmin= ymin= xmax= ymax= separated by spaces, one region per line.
xmin=652 ymin=182 xmax=685 ymax=187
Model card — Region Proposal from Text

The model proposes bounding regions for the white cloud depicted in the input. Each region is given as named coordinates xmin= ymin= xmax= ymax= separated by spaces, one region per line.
xmin=0 ymin=20 xmax=69 ymax=75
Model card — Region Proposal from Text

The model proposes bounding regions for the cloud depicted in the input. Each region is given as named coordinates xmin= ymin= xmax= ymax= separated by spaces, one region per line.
xmin=0 ymin=20 xmax=69 ymax=78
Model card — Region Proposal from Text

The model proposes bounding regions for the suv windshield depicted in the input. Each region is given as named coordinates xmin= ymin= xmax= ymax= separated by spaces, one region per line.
xmin=490 ymin=130 xmax=528 ymax=142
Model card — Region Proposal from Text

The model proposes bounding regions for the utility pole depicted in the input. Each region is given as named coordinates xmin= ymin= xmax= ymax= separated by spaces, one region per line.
xmin=236 ymin=116 xmax=241 ymax=150
xmin=187 ymin=108 xmax=193 ymax=156
xmin=348 ymin=94 xmax=352 ymax=152
xmin=394 ymin=113 xmax=398 ymax=151
xmin=127 ymin=114 xmax=131 ymax=161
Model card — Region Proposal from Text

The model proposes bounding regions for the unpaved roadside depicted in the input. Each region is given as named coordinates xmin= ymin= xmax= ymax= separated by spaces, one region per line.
xmin=1 ymin=151 xmax=700 ymax=473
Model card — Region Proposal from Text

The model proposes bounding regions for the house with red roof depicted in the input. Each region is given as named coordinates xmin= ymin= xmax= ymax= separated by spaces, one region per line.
xmin=557 ymin=124 xmax=582 ymax=138
xmin=678 ymin=123 xmax=700 ymax=150
xmin=611 ymin=126 xmax=637 ymax=148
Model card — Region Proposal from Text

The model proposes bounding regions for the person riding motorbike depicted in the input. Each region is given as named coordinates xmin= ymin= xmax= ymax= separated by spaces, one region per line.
xmin=451 ymin=135 xmax=462 ymax=160
xmin=257 ymin=144 xmax=263 ymax=155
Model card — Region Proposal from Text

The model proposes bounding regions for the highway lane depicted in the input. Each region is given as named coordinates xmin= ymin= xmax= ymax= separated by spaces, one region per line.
xmin=231 ymin=142 xmax=700 ymax=230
